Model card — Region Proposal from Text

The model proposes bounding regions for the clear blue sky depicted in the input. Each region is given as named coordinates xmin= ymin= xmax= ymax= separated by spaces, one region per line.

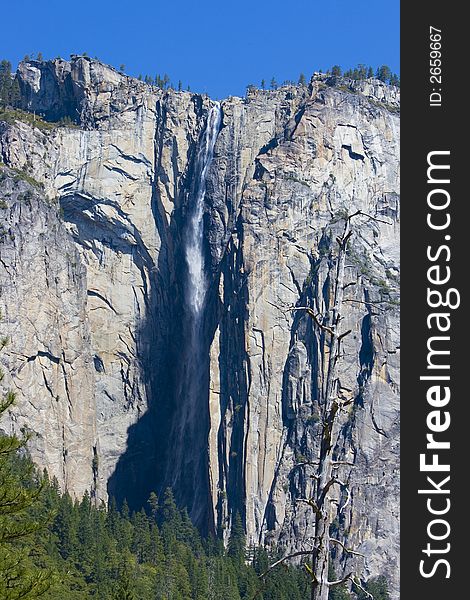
xmin=1 ymin=0 xmax=399 ymax=99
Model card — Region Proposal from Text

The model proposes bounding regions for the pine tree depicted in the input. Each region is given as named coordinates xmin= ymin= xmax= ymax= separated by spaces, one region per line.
xmin=356 ymin=64 xmax=367 ymax=80
xmin=131 ymin=509 xmax=152 ymax=563
xmin=114 ymin=560 xmax=137 ymax=600
xmin=148 ymin=521 xmax=164 ymax=566
xmin=116 ymin=500 xmax=133 ymax=549
xmin=376 ymin=65 xmax=392 ymax=83
xmin=180 ymin=507 xmax=202 ymax=552
xmin=52 ymin=491 xmax=77 ymax=560
xmin=228 ymin=512 xmax=245 ymax=559
xmin=0 ymin=60 xmax=12 ymax=107
xmin=298 ymin=73 xmax=306 ymax=85
xmin=147 ymin=491 xmax=158 ymax=521
xmin=160 ymin=488 xmax=183 ymax=552
xmin=270 ymin=77 xmax=277 ymax=90
xmin=106 ymin=496 xmax=120 ymax=536
xmin=331 ymin=65 xmax=342 ymax=77
xmin=75 ymin=490 xmax=97 ymax=581
xmin=9 ymin=77 xmax=21 ymax=108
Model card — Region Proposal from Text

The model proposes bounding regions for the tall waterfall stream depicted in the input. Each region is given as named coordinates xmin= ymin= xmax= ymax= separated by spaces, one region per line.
xmin=169 ymin=102 xmax=221 ymax=519
xmin=185 ymin=102 xmax=221 ymax=317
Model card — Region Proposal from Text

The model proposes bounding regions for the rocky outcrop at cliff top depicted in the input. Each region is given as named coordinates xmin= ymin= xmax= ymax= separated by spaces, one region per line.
xmin=0 ymin=57 xmax=399 ymax=595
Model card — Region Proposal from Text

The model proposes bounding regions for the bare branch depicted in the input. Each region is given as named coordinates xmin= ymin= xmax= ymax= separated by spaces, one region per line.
xmin=297 ymin=497 xmax=322 ymax=518
xmin=346 ymin=210 xmax=362 ymax=221
xmin=344 ymin=298 xmax=388 ymax=305
xmin=289 ymin=307 xmax=336 ymax=336
xmin=310 ymin=312 xmax=335 ymax=337
xmin=331 ymin=461 xmax=355 ymax=467
xmin=259 ymin=549 xmax=319 ymax=579
xmin=348 ymin=209 xmax=392 ymax=227
xmin=351 ymin=576 xmax=374 ymax=599
xmin=304 ymin=563 xmax=318 ymax=585
xmin=339 ymin=485 xmax=351 ymax=514
xmin=320 ymin=475 xmax=347 ymax=503
xmin=337 ymin=230 xmax=353 ymax=249
xmin=328 ymin=572 xmax=353 ymax=587
xmin=337 ymin=329 xmax=352 ymax=342
xmin=320 ymin=478 xmax=337 ymax=502
xmin=342 ymin=298 xmax=389 ymax=312
xmin=330 ymin=538 xmax=366 ymax=559
xmin=292 ymin=460 xmax=320 ymax=474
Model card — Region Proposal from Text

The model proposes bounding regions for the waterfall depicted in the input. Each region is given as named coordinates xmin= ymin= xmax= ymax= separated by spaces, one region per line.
xmin=185 ymin=102 xmax=221 ymax=315
xmin=166 ymin=102 xmax=221 ymax=522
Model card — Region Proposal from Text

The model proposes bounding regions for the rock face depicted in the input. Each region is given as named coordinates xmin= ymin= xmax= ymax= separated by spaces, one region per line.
xmin=0 ymin=168 xmax=97 ymax=498
xmin=0 ymin=58 xmax=400 ymax=594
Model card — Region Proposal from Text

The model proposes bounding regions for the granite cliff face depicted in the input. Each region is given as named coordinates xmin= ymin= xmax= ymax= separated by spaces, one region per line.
xmin=0 ymin=57 xmax=399 ymax=593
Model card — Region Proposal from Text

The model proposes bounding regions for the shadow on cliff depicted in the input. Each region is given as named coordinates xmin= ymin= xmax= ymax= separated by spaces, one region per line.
xmin=107 ymin=98 xmax=219 ymax=535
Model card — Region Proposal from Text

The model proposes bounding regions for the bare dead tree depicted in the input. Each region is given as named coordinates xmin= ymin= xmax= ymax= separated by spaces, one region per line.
xmin=261 ymin=210 xmax=393 ymax=600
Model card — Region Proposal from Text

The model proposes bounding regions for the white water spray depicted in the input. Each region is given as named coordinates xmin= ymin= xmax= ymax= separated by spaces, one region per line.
xmin=185 ymin=103 xmax=221 ymax=315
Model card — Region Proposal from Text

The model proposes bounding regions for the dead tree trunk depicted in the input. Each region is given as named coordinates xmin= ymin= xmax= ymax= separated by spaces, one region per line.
xmin=262 ymin=210 xmax=391 ymax=599
xmin=309 ymin=215 xmax=352 ymax=600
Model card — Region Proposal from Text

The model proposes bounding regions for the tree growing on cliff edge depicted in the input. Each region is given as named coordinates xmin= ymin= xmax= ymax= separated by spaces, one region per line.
xmin=0 ymin=60 xmax=12 ymax=107
xmin=0 ymin=60 xmax=21 ymax=109
xmin=375 ymin=65 xmax=392 ymax=83
xmin=261 ymin=211 xmax=394 ymax=600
